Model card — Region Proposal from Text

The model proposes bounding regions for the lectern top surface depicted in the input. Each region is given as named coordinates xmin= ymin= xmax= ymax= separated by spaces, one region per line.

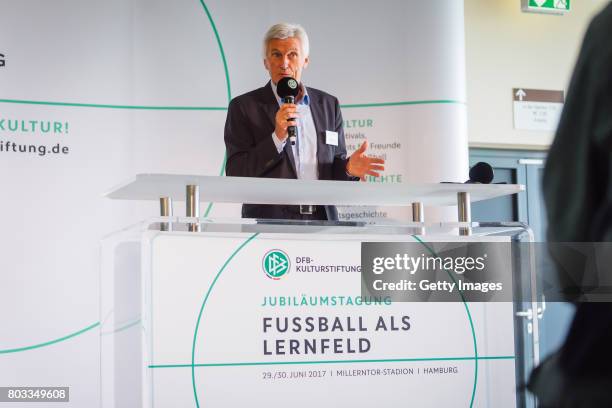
xmin=105 ymin=174 xmax=523 ymax=207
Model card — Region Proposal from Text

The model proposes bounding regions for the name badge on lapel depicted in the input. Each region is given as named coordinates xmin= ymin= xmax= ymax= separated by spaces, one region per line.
xmin=325 ymin=130 xmax=339 ymax=146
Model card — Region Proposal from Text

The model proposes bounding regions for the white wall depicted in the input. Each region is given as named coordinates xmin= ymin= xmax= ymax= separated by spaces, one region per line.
xmin=464 ymin=0 xmax=608 ymax=149
xmin=0 ymin=1 xmax=469 ymax=406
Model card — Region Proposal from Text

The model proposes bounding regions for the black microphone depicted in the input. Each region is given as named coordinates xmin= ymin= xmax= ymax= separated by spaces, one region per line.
xmin=466 ymin=162 xmax=494 ymax=184
xmin=277 ymin=77 xmax=300 ymax=145
xmin=440 ymin=162 xmax=497 ymax=185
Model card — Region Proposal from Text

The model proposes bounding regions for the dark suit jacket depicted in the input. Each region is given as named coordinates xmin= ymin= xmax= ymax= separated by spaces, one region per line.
xmin=224 ymin=81 xmax=356 ymax=220
xmin=527 ymin=4 xmax=612 ymax=406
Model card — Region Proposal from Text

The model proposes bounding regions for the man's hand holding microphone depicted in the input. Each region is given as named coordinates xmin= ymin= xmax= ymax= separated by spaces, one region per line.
xmin=276 ymin=77 xmax=300 ymax=145
xmin=274 ymin=102 xmax=299 ymax=143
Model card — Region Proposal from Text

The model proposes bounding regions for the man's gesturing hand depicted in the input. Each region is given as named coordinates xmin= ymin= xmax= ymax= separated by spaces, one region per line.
xmin=346 ymin=141 xmax=385 ymax=181
xmin=274 ymin=103 xmax=299 ymax=141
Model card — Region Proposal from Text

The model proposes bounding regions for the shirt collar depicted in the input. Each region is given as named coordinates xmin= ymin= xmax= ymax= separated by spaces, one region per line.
xmin=270 ymin=80 xmax=310 ymax=106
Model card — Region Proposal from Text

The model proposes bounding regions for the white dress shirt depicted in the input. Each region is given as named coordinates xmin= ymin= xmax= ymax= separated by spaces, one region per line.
xmin=270 ymin=82 xmax=319 ymax=180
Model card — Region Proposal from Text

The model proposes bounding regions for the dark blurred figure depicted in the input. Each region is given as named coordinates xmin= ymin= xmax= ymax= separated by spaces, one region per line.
xmin=527 ymin=3 xmax=612 ymax=407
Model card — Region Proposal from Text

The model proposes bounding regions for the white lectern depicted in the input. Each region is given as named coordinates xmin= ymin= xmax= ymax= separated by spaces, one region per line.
xmin=101 ymin=175 xmax=538 ymax=408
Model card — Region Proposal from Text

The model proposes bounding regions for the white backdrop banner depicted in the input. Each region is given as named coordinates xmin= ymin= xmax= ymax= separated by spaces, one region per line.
xmin=0 ymin=1 xmax=468 ymax=406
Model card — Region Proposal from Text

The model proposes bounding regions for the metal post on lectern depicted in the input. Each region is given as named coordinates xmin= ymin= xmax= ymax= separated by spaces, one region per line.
xmin=457 ymin=192 xmax=471 ymax=236
xmin=159 ymin=196 xmax=173 ymax=231
xmin=186 ymin=185 xmax=200 ymax=232
xmin=411 ymin=202 xmax=425 ymax=235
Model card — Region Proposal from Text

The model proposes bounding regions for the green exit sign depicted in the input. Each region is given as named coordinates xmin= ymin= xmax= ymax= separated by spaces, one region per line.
xmin=522 ymin=0 xmax=570 ymax=14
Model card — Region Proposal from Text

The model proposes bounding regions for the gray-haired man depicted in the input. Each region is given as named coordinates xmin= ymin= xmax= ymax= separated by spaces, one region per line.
xmin=224 ymin=23 xmax=384 ymax=221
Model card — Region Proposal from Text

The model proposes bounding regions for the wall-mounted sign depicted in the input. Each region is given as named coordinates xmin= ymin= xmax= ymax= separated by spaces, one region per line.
xmin=513 ymin=88 xmax=564 ymax=132
xmin=521 ymin=0 xmax=570 ymax=15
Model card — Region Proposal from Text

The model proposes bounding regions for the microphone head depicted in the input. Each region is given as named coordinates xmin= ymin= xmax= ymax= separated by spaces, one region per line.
xmin=469 ymin=162 xmax=494 ymax=184
xmin=277 ymin=77 xmax=300 ymax=99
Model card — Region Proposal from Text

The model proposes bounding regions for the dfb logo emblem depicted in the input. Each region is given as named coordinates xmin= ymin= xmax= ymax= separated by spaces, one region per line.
xmin=262 ymin=249 xmax=290 ymax=280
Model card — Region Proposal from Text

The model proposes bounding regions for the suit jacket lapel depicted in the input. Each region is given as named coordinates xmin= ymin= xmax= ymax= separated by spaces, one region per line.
xmin=307 ymin=88 xmax=328 ymax=178
xmin=259 ymin=81 xmax=297 ymax=177
xmin=283 ymin=140 xmax=297 ymax=178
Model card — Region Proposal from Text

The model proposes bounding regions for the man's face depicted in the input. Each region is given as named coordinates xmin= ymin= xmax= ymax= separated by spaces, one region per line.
xmin=264 ymin=37 xmax=309 ymax=85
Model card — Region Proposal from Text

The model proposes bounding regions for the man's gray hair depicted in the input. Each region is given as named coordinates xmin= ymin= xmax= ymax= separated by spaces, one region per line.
xmin=263 ymin=23 xmax=310 ymax=58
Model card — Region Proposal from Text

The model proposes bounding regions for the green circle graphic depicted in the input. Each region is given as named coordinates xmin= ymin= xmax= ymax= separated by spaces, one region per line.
xmin=191 ymin=235 xmax=480 ymax=408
